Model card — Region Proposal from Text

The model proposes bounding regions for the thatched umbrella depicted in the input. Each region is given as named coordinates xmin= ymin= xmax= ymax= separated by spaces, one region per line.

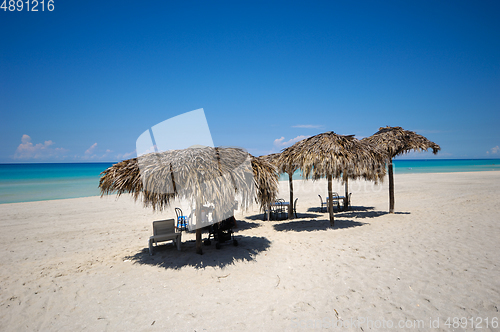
xmin=362 ymin=126 xmax=440 ymax=213
xmin=99 ymin=147 xmax=278 ymax=254
xmin=279 ymin=132 xmax=387 ymax=226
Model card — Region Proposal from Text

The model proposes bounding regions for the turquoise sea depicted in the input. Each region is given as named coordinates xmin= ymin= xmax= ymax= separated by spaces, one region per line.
xmin=1 ymin=159 xmax=500 ymax=204
xmin=0 ymin=163 xmax=113 ymax=204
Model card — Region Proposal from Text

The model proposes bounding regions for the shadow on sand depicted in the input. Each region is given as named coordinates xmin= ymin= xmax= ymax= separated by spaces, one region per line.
xmin=125 ymin=235 xmax=271 ymax=270
xmin=336 ymin=206 xmax=411 ymax=219
xmin=232 ymin=219 xmax=261 ymax=231
xmin=273 ymin=218 xmax=366 ymax=232
xmin=245 ymin=212 xmax=322 ymax=221
xmin=273 ymin=206 xmax=411 ymax=232
xmin=307 ymin=206 xmax=411 ymax=219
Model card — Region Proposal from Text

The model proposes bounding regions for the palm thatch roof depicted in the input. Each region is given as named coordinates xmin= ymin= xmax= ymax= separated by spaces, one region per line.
xmin=99 ymin=147 xmax=278 ymax=214
xmin=278 ymin=132 xmax=387 ymax=183
xmin=252 ymin=155 xmax=279 ymax=211
xmin=362 ymin=126 xmax=440 ymax=213
xmin=362 ymin=126 xmax=440 ymax=159
xmin=259 ymin=153 xmax=280 ymax=167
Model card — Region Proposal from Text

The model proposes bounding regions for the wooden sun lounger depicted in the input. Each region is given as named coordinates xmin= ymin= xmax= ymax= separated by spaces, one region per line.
xmin=148 ymin=219 xmax=181 ymax=255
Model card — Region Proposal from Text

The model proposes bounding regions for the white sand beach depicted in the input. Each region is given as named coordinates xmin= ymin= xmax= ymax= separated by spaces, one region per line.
xmin=1 ymin=171 xmax=499 ymax=331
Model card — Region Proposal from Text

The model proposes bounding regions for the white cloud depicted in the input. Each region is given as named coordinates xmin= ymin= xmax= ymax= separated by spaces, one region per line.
xmin=13 ymin=134 xmax=67 ymax=160
xmin=292 ymin=124 xmax=323 ymax=129
xmin=115 ymin=150 xmax=136 ymax=161
xmin=274 ymin=135 xmax=309 ymax=148
xmin=487 ymin=146 xmax=500 ymax=155
xmin=85 ymin=143 xmax=98 ymax=155
xmin=81 ymin=143 xmax=115 ymax=160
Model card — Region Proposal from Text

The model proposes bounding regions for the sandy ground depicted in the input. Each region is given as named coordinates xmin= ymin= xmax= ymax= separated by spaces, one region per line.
xmin=0 ymin=172 xmax=499 ymax=331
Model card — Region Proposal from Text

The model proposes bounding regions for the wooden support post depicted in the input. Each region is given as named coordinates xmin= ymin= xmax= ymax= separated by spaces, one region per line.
xmin=343 ymin=173 xmax=349 ymax=211
xmin=388 ymin=158 xmax=395 ymax=214
xmin=288 ymin=172 xmax=294 ymax=219
xmin=328 ymin=173 xmax=334 ymax=227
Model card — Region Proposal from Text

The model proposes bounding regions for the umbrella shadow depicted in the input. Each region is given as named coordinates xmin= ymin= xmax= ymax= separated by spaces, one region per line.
xmin=232 ymin=219 xmax=261 ymax=231
xmin=295 ymin=212 xmax=322 ymax=219
xmin=337 ymin=206 xmax=410 ymax=219
xmin=245 ymin=212 xmax=322 ymax=221
xmin=307 ymin=207 xmax=325 ymax=213
xmin=307 ymin=207 xmax=344 ymax=214
xmin=244 ymin=213 xmax=269 ymax=221
xmin=125 ymin=235 xmax=271 ymax=270
xmin=273 ymin=218 xmax=366 ymax=232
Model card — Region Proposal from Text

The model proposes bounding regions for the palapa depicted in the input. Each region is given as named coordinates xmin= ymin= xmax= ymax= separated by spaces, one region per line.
xmin=278 ymin=132 xmax=387 ymax=226
xmin=99 ymin=147 xmax=278 ymax=254
xmin=362 ymin=126 xmax=440 ymax=213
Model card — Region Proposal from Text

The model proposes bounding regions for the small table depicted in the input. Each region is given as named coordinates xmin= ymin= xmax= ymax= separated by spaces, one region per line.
xmin=327 ymin=196 xmax=346 ymax=211
xmin=270 ymin=201 xmax=290 ymax=220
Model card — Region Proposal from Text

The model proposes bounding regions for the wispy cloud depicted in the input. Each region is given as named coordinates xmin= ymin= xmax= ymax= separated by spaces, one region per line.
xmin=274 ymin=135 xmax=309 ymax=148
xmin=292 ymin=124 xmax=323 ymax=129
xmin=116 ymin=150 xmax=136 ymax=160
xmin=85 ymin=143 xmax=98 ymax=155
xmin=486 ymin=146 xmax=499 ymax=155
xmin=81 ymin=143 xmax=116 ymax=160
xmin=13 ymin=134 xmax=67 ymax=160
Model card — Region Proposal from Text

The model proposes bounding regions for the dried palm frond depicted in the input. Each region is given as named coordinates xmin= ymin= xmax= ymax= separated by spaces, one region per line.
xmin=362 ymin=126 xmax=440 ymax=159
xmin=252 ymin=155 xmax=279 ymax=211
xmin=99 ymin=147 xmax=278 ymax=214
xmin=278 ymin=132 xmax=387 ymax=183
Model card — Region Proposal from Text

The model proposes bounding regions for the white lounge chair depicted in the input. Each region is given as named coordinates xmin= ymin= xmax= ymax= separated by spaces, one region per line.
xmin=148 ymin=219 xmax=181 ymax=255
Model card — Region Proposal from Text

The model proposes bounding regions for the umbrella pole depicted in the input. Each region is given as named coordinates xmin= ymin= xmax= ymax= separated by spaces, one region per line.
xmin=388 ymin=158 xmax=395 ymax=213
xmin=288 ymin=172 xmax=293 ymax=219
xmin=343 ymin=173 xmax=349 ymax=211
xmin=328 ymin=173 xmax=334 ymax=227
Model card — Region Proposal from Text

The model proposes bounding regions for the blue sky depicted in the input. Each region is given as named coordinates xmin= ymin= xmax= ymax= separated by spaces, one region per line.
xmin=1 ymin=0 xmax=499 ymax=162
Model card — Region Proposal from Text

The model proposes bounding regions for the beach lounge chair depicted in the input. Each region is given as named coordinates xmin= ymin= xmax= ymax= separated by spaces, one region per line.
xmin=148 ymin=219 xmax=181 ymax=255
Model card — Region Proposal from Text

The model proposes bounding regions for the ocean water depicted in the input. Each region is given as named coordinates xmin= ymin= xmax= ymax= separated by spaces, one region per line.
xmin=1 ymin=159 xmax=500 ymax=204
xmin=0 ymin=163 xmax=113 ymax=204
xmin=391 ymin=159 xmax=500 ymax=174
